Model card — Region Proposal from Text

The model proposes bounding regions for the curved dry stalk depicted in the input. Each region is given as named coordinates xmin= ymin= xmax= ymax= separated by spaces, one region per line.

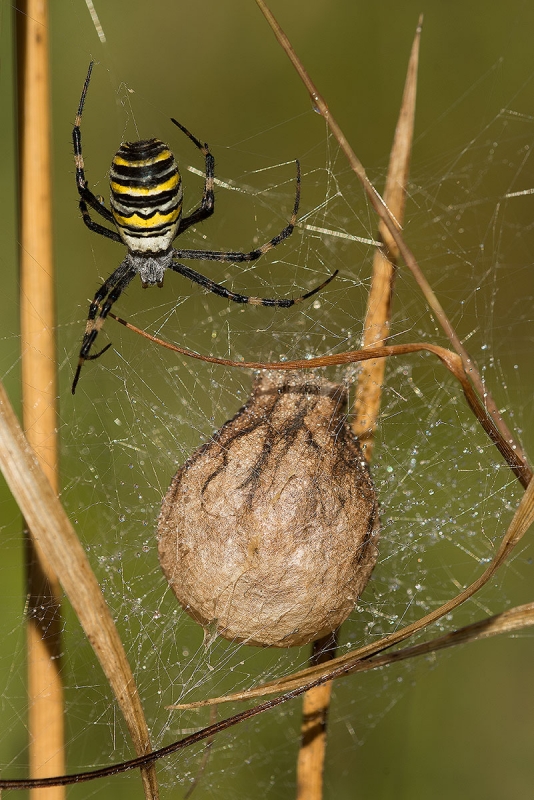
xmin=0 ymin=383 xmax=159 ymax=799
xmin=167 ymin=472 xmax=534 ymax=707
xmin=2 ymin=591 xmax=533 ymax=790
xmin=254 ymin=0 xmax=527 ymax=469
xmin=108 ymin=313 xmax=531 ymax=489
xmin=103 ymin=317 xmax=534 ymax=714
xmin=170 ymin=599 xmax=534 ymax=711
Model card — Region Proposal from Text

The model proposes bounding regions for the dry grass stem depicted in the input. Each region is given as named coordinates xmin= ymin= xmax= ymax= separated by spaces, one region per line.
xmin=168 ymin=470 xmax=534 ymax=709
xmin=254 ymin=0 xmax=527 ymax=468
xmin=16 ymin=3 xmax=64 ymax=796
xmin=0 ymin=383 xmax=159 ymax=800
xmin=2 ymin=589 xmax=531 ymax=792
xmin=3 ymin=596 xmax=532 ymax=790
xmin=106 ymin=319 xmax=532 ymax=489
xmin=171 ymin=598 xmax=534 ymax=710
xmin=351 ymin=14 xmax=421 ymax=455
xmin=296 ymin=19 xmax=421 ymax=798
xmin=296 ymin=633 xmax=337 ymax=800
xmin=2 ymin=586 xmax=533 ymax=790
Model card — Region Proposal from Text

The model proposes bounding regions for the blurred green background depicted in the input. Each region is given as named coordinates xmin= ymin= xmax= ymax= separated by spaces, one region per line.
xmin=1 ymin=0 xmax=534 ymax=798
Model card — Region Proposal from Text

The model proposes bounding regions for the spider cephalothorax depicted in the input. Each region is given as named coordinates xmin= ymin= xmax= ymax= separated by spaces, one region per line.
xmin=71 ymin=62 xmax=337 ymax=393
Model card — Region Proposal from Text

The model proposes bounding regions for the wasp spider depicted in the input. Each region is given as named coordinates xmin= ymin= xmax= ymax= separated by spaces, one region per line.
xmin=71 ymin=62 xmax=337 ymax=393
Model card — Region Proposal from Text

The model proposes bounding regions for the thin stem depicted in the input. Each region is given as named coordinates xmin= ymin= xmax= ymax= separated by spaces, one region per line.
xmin=169 ymin=473 xmax=534 ymax=708
xmin=108 ymin=313 xmax=532 ymax=489
xmin=0 ymin=381 xmax=160 ymax=799
xmin=1 ymin=587 xmax=533 ymax=788
xmin=351 ymin=14 xmax=421 ymax=456
xmin=254 ymin=0 xmax=528 ymax=470
xmin=16 ymin=3 xmax=64 ymax=798
xmin=296 ymin=18 xmax=422 ymax=799
xmin=296 ymin=633 xmax=338 ymax=800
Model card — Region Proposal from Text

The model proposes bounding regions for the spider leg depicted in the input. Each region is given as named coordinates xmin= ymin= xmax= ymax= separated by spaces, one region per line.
xmin=79 ymin=185 xmax=115 ymax=224
xmin=73 ymin=62 xmax=121 ymax=236
xmin=72 ymin=260 xmax=137 ymax=394
xmin=171 ymin=118 xmax=215 ymax=235
xmin=173 ymin=161 xmax=300 ymax=263
xmin=169 ymin=261 xmax=337 ymax=307
xmin=79 ymin=197 xmax=122 ymax=243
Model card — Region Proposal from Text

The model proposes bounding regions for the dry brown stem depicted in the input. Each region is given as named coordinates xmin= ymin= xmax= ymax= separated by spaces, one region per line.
xmin=254 ymin=0 xmax=527 ymax=470
xmin=16 ymin=3 xmax=63 ymax=796
xmin=351 ymin=14 xmax=421 ymax=456
xmin=2 ymin=587 xmax=533 ymax=790
xmin=296 ymin=18 xmax=422 ymax=797
xmin=3 ymin=597 xmax=533 ymax=790
xmin=0 ymin=383 xmax=159 ymax=800
xmin=15 ymin=6 xmax=158 ymax=796
xmin=296 ymin=632 xmax=337 ymax=800
xmin=171 ymin=596 xmax=534 ymax=711
xmin=106 ymin=317 xmax=532 ymax=490
xmin=169 ymin=469 xmax=534 ymax=708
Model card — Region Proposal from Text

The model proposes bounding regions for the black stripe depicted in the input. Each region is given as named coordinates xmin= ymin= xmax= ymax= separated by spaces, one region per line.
xmin=111 ymin=199 xmax=181 ymax=220
xmin=116 ymin=139 xmax=168 ymax=161
xmin=110 ymin=188 xmax=181 ymax=209
xmin=119 ymin=221 xmax=176 ymax=236
xmin=110 ymin=158 xmax=177 ymax=184
xmin=110 ymin=170 xmax=178 ymax=191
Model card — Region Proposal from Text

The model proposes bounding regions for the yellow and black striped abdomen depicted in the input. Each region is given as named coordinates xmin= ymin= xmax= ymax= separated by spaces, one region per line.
xmin=110 ymin=139 xmax=183 ymax=254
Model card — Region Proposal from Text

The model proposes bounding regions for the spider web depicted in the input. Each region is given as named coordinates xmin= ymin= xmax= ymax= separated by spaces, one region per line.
xmin=1 ymin=2 xmax=534 ymax=798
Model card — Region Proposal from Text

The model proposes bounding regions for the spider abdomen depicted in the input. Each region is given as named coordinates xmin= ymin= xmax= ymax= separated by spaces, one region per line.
xmin=110 ymin=138 xmax=183 ymax=254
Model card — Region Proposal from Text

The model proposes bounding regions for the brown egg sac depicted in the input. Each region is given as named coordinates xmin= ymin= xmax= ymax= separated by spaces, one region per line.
xmin=158 ymin=371 xmax=380 ymax=647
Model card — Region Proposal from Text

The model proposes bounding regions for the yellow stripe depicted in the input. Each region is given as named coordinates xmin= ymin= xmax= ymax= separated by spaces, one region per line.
xmin=113 ymin=205 xmax=181 ymax=230
xmin=110 ymin=172 xmax=180 ymax=197
xmin=113 ymin=148 xmax=173 ymax=168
